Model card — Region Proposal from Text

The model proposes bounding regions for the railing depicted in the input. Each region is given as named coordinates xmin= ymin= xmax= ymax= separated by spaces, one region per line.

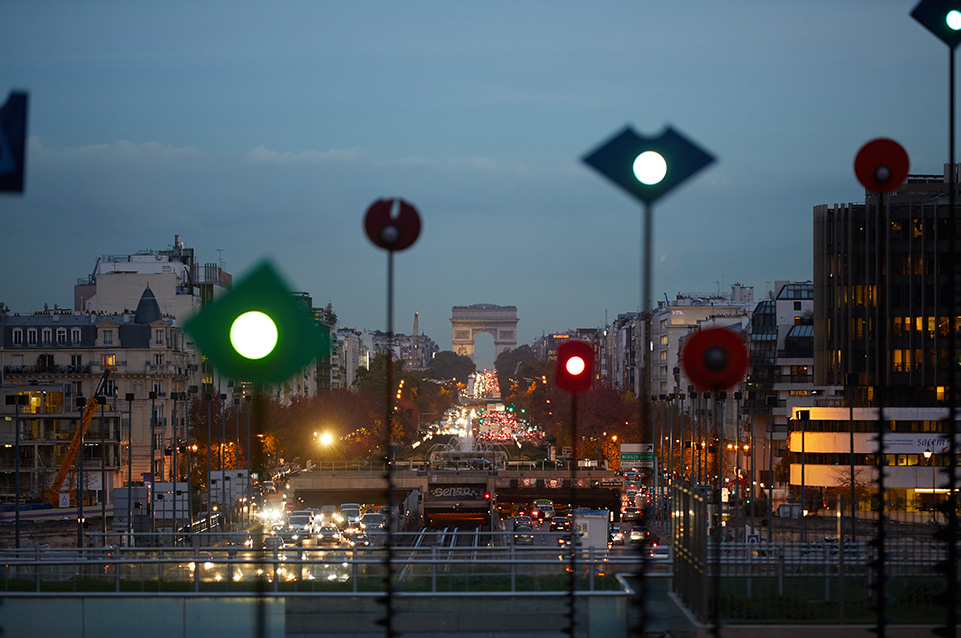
xmin=0 ymin=536 xmax=636 ymax=596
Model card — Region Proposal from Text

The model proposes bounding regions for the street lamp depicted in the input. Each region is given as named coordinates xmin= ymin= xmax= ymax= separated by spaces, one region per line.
xmin=924 ymin=448 xmax=935 ymax=514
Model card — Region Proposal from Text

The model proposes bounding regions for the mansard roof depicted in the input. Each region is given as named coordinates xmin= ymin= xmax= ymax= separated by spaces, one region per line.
xmin=133 ymin=285 xmax=163 ymax=324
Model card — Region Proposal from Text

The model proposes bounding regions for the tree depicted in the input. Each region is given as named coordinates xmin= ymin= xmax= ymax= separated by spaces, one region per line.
xmin=494 ymin=345 xmax=539 ymax=398
xmin=427 ymin=350 xmax=476 ymax=385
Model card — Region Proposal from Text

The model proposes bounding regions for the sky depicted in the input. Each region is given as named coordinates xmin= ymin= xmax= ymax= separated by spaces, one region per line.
xmin=0 ymin=2 xmax=953 ymax=370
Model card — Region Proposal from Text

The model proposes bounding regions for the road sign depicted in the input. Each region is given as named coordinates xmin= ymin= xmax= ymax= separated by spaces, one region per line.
xmin=748 ymin=535 xmax=759 ymax=544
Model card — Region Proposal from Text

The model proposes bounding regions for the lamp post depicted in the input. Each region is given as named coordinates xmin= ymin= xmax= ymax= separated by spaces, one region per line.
xmin=924 ymin=448 xmax=935 ymax=516
xmin=220 ymin=392 xmax=227 ymax=528
xmin=149 ymin=391 xmax=157 ymax=539
xmin=76 ymin=395 xmax=85 ymax=549
xmin=99 ymin=394 xmax=106 ymax=546
xmin=125 ymin=393 xmax=134 ymax=546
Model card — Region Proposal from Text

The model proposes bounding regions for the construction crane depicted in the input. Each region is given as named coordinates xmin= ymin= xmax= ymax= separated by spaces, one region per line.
xmin=44 ymin=366 xmax=116 ymax=507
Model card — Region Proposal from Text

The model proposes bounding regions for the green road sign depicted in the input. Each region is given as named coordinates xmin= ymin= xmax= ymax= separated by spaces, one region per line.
xmin=184 ymin=260 xmax=330 ymax=385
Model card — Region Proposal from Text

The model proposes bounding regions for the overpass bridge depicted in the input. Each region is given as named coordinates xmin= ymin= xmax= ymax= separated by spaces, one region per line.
xmin=288 ymin=462 xmax=623 ymax=526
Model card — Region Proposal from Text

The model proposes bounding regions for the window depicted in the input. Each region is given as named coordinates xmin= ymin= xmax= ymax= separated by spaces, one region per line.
xmin=71 ymin=327 xmax=81 ymax=343
xmin=152 ymin=381 xmax=163 ymax=395
xmin=154 ymin=354 xmax=164 ymax=366
xmin=70 ymin=354 xmax=82 ymax=368
xmin=155 ymin=329 xmax=165 ymax=345
xmin=102 ymin=354 xmax=116 ymax=367
xmin=103 ymin=379 xmax=117 ymax=397
xmin=103 ymin=329 xmax=114 ymax=345
xmin=794 ymin=316 xmax=801 ymax=326
xmin=56 ymin=328 xmax=66 ymax=344
xmin=27 ymin=329 xmax=37 ymax=345
xmin=42 ymin=328 xmax=52 ymax=343
xmin=794 ymin=301 xmax=801 ymax=311
xmin=12 ymin=329 xmax=22 ymax=345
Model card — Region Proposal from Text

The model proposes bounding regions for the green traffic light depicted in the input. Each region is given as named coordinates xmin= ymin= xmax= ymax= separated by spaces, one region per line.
xmin=948 ymin=9 xmax=961 ymax=30
xmin=632 ymin=151 xmax=667 ymax=185
xmin=230 ymin=311 xmax=278 ymax=359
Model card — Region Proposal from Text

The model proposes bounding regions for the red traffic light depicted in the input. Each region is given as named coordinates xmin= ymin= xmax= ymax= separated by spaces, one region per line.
xmin=364 ymin=198 xmax=421 ymax=251
xmin=681 ymin=327 xmax=748 ymax=392
xmin=555 ymin=340 xmax=594 ymax=393
xmin=854 ymin=138 xmax=909 ymax=194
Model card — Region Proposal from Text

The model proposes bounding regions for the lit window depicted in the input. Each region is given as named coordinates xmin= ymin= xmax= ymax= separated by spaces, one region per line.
xmin=102 ymin=354 xmax=116 ymax=367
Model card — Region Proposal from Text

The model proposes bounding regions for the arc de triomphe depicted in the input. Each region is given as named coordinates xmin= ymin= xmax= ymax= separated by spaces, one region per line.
xmin=450 ymin=304 xmax=518 ymax=363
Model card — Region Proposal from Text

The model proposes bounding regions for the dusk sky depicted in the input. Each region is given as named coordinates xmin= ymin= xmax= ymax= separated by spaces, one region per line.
xmin=0 ymin=2 xmax=952 ymax=369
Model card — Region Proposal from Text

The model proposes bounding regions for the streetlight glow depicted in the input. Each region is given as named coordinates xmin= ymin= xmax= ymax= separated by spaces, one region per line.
xmin=632 ymin=151 xmax=667 ymax=185
xmin=230 ymin=311 xmax=278 ymax=359
xmin=319 ymin=432 xmax=334 ymax=447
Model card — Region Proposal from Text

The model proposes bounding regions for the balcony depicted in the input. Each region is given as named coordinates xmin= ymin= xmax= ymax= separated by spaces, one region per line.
xmin=3 ymin=363 xmax=93 ymax=375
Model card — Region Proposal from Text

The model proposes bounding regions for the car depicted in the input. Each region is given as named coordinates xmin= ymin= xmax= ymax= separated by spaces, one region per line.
xmin=320 ymin=505 xmax=344 ymax=527
xmin=557 ymin=532 xmax=583 ymax=549
xmin=513 ymin=525 xmax=534 ymax=545
xmin=346 ymin=531 xmax=371 ymax=547
xmin=649 ymin=545 xmax=672 ymax=561
xmin=263 ymin=535 xmax=286 ymax=551
xmin=514 ymin=515 xmax=533 ymax=529
xmin=629 ymin=526 xmax=652 ymax=545
xmin=531 ymin=499 xmax=555 ymax=521
xmin=610 ymin=528 xmax=625 ymax=546
xmin=550 ymin=515 xmax=571 ymax=532
xmin=340 ymin=503 xmax=363 ymax=526
xmin=287 ymin=511 xmax=315 ymax=535
xmin=621 ymin=506 xmax=639 ymax=522
xmin=316 ymin=525 xmax=342 ymax=545
xmin=361 ymin=513 xmax=386 ymax=530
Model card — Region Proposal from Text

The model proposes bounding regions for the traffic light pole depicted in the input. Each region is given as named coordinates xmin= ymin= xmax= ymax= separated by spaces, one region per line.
xmin=382 ymin=249 xmax=398 ymax=638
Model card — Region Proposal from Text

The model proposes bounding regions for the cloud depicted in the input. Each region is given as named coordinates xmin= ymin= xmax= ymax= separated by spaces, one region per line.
xmin=246 ymin=145 xmax=365 ymax=165
xmin=30 ymin=137 xmax=205 ymax=164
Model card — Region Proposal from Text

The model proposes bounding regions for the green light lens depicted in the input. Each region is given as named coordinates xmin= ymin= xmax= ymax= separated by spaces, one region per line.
xmin=230 ymin=311 xmax=278 ymax=359
xmin=948 ymin=9 xmax=961 ymax=30
xmin=632 ymin=151 xmax=668 ymax=185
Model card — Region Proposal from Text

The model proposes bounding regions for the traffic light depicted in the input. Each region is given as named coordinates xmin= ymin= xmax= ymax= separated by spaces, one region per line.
xmin=913 ymin=0 xmax=961 ymax=48
xmin=0 ymin=91 xmax=28 ymax=194
xmin=555 ymin=340 xmax=594 ymax=394
xmin=582 ymin=125 xmax=714 ymax=205
xmin=681 ymin=327 xmax=748 ymax=393
xmin=364 ymin=198 xmax=421 ymax=251
xmin=184 ymin=260 xmax=331 ymax=385
xmin=854 ymin=139 xmax=909 ymax=193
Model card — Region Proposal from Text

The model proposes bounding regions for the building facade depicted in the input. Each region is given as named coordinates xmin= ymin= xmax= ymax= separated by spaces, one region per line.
xmin=809 ymin=166 xmax=960 ymax=510
xmin=0 ymin=287 xmax=190 ymax=505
